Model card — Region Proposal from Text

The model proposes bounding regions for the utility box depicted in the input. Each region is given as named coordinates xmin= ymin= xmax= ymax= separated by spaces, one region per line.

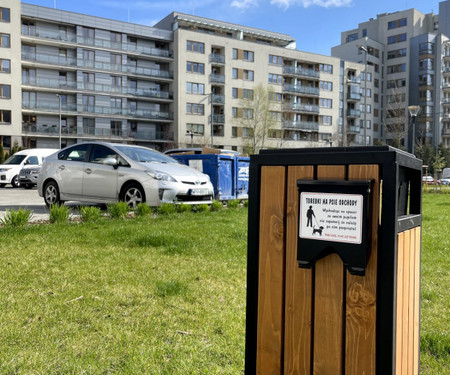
xmin=245 ymin=146 xmax=422 ymax=375
xmin=172 ymin=154 xmax=237 ymax=200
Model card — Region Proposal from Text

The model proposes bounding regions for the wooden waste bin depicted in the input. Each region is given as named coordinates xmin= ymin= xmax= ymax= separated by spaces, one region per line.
xmin=245 ymin=146 xmax=422 ymax=375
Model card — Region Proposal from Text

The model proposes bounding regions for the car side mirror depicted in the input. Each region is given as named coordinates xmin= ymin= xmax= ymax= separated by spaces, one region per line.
xmin=103 ymin=157 xmax=119 ymax=169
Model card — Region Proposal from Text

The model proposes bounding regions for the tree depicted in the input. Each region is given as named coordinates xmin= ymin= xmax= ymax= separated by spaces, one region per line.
xmin=234 ymin=84 xmax=279 ymax=154
xmin=383 ymin=83 xmax=410 ymax=150
xmin=0 ymin=143 xmax=4 ymax=164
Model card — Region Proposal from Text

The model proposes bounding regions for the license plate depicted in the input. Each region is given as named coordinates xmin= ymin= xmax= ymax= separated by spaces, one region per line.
xmin=190 ymin=188 xmax=209 ymax=196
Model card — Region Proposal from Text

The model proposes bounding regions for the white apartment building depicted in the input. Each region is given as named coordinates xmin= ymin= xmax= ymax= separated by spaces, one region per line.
xmin=332 ymin=0 xmax=450 ymax=150
xmin=0 ymin=0 xmax=369 ymax=153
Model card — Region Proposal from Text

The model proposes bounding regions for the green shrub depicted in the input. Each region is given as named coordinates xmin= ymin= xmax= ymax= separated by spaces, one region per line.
xmin=194 ymin=204 xmax=210 ymax=213
xmin=243 ymin=199 xmax=249 ymax=207
xmin=176 ymin=202 xmax=192 ymax=213
xmin=80 ymin=206 xmax=103 ymax=222
xmin=107 ymin=202 xmax=130 ymax=219
xmin=157 ymin=203 xmax=176 ymax=215
xmin=210 ymin=200 xmax=223 ymax=211
xmin=49 ymin=204 xmax=71 ymax=224
xmin=227 ymin=199 xmax=240 ymax=209
xmin=0 ymin=208 xmax=33 ymax=227
xmin=134 ymin=203 xmax=153 ymax=217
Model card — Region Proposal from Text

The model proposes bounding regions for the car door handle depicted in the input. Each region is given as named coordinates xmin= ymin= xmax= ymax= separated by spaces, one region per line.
xmin=85 ymin=168 xmax=92 ymax=174
xmin=58 ymin=165 xmax=65 ymax=170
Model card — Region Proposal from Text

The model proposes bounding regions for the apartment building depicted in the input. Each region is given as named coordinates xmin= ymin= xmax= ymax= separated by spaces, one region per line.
xmin=0 ymin=0 xmax=369 ymax=153
xmin=332 ymin=0 xmax=450 ymax=150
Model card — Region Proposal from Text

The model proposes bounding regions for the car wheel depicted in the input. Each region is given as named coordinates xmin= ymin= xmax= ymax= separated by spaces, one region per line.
xmin=121 ymin=183 xmax=145 ymax=208
xmin=11 ymin=175 xmax=20 ymax=188
xmin=44 ymin=181 xmax=61 ymax=207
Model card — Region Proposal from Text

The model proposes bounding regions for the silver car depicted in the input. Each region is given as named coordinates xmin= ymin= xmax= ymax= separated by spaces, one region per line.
xmin=19 ymin=166 xmax=42 ymax=189
xmin=37 ymin=142 xmax=214 ymax=207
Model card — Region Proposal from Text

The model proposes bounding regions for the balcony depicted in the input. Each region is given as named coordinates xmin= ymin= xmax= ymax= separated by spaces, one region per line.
xmin=347 ymin=76 xmax=361 ymax=84
xmin=22 ymin=27 xmax=173 ymax=59
xmin=283 ymin=84 xmax=320 ymax=96
xmin=22 ymin=77 xmax=78 ymax=90
xmin=283 ymin=66 xmax=320 ymax=79
xmin=211 ymin=114 xmax=225 ymax=124
xmin=346 ymin=109 xmax=361 ymax=118
xmin=22 ymin=52 xmax=77 ymax=67
xmin=284 ymin=102 xmax=319 ymax=113
xmin=211 ymin=94 xmax=225 ymax=105
xmin=444 ymin=52 xmax=450 ymax=61
xmin=210 ymin=74 xmax=225 ymax=84
xmin=444 ymin=82 xmax=450 ymax=91
xmin=22 ymin=102 xmax=77 ymax=113
xmin=210 ymin=53 xmax=225 ymax=64
xmin=347 ymin=125 xmax=361 ymax=134
xmin=442 ymin=98 xmax=450 ymax=106
xmin=347 ymin=92 xmax=361 ymax=102
xmin=22 ymin=124 xmax=77 ymax=135
xmin=283 ymin=121 xmax=319 ymax=132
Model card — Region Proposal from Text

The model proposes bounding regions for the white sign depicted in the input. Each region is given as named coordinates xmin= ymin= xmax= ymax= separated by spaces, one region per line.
xmin=188 ymin=159 xmax=203 ymax=172
xmin=299 ymin=192 xmax=363 ymax=244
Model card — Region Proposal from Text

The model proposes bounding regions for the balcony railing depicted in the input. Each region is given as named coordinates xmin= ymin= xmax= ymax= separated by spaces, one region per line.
xmin=210 ymin=74 xmax=225 ymax=84
xmin=210 ymin=53 xmax=225 ymax=64
xmin=211 ymin=114 xmax=225 ymax=124
xmin=283 ymin=84 xmax=320 ymax=96
xmin=22 ymin=27 xmax=173 ymax=59
xmin=347 ymin=76 xmax=361 ymax=84
xmin=22 ymin=52 xmax=77 ymax=67
xmin=22 ymin=77 xmax=78 ymax=90
xmin=285 ymin=102 xmax=320 ymax=113
xmin=347 ymin=125 xmax=361 ymax=134
xmin=347 ymin=109 xmax=361 ymax=117
xmin=347 ymin=92 xmax=361 ymax=101
xmin=212 ymin=94 xmax=225 ymax=104
xmin=282 ymin=121 xmax=319 ymax=132
xmin=283 ymin=66 xmax=320 ymax=79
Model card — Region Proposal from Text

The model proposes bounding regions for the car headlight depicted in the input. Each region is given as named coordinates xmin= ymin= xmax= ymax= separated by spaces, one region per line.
xmin=146 ymin=170 xmax=177 ymax=182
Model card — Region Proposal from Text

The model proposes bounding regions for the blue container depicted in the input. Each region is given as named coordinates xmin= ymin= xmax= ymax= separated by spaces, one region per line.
xmin=172 ymin=154 xmax=236 ymax=200
xmin=236 ymin=156 xmax=250 ymax=200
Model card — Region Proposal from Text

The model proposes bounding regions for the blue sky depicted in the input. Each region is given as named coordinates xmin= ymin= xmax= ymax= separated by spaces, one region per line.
xmin=24 ymin=0 xmax=441 ymax=55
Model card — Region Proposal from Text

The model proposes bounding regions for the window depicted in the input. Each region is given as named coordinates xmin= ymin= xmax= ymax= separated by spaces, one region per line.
xmin=82 ymin=118 xmax=95 ymax=135
xmin=22 ymin=21 xmax=35 ymax=36
xmin=319 ymin=98 xmax=332 ymax=108
xmin=232 ymin=126 xmax=238 ymax=137
xmin=83 ymin=95 xmax=95 ymax=112
xmin=110 ymin=121 xmax=122 ymax=136
xmin=110 ymin=54 xmax=122 ymax=68
xmin=0 ymin=84 xmax=10 ymax=99
xmin=269 ymin=111 xmax=282 ymax=121
xmin=232 ymin=68 xmax=238 ymax=79
xmin=243 ymin=50 xmax=254 ymax=62
xmin=268 ymin=73 xmax=282 ymax=85
xmin=232 ymin=49 xmax=238 ymax=60
xmin=319 ymin=115 xmax=332 ymax=125
xmin=232 ymin=88 xmax=238 ymax=99
xmin=0 ymin=59 xmax=10 ymax=73
xmin=0 ymin=33 xmax=10 ymax=47
xmin=232 ymin=107 xmax=238 ymax=118
xmin=243 ymin=108 xmax=253 ymax=119
xmin=0 ymin=109 xmax=11 ymax=123
xmin=89 ymin=145 xmax=119 ymax=164
xmin=110 ymin=32 xmax=122 ymax=45
xmin=388 ymin=18 xmax=407 ymax=29
xmin=22 ymin=91 xmax=36 ymax=108
xmin=269 ymin=92 xmax=282 ymax=102
xmin=320 ymin=81 xmax=333 ymax=91
xmin=419 ymin=58 xmax=434 ymax=71
xmin=187 ymin=62 xmax=205 ymax=74
xmin=387 ymin=33 xmax=407 ymax=44
xmin=186 ymin=103 xmax=204 ymax=115
xmin=22 ymin=44 xmax=36 ymax=60
xmin=346 ymin=33 xmax=359 ymax=43
xmin=83 ymin=49 xmax=95 ymax=67
xmin=387 ymin=63 xmax=406 ymax=74
xmin=187 ymin=123 xmax=204 ymax=135
xmin=62 ymin=144 xmax=90 ymax=161
xmin=419 ymin=42 xmax=434 ymax=55
xmin=269 ymin=55 xmax=282 ymax=66
xmin=319 ymin=64 xmax=333 ymax=74
xmin=243 ymin=89 xmax=254 ymax=100
xmin=187 ymin=41 xmax=204 ymax=53
xmin=111 ymin=76 xmax=122 ymax=89
xmin=186 ymin=82 xmax=205 ymax=94
xmin=0 ymin=8 xmax=10 ymax=22
xmin=22 ymin=68 xmax=36 ymax=85
xmin=387 ymin=78 xmax=406 ymax=88
xmin=244 ymin=70 xmax=254 ymax=81
xmin=83 ymin=72 xmax=95 ymax=89
xmin=387 ymin=48 xmax=407 ymax=59
xmin=83 ymin=27 xmax=95 ymax=44
xmin=110 ymin=98 xmax=122 ymax=114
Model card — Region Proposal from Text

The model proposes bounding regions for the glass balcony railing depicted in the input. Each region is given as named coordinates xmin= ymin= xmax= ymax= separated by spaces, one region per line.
xmin=282 ymin=121 xmax=319 ymax=131
xmin=283 ymin=66 xmax=320 ymax=79
xmin=22 ymin=77 xmax=78 ymax=90
xmin=210 ymin=54 xmax=225 ymax=64
xmin=347 ymin=76 xmax=361 ymax=84
xmin=347 ymin=92 xmax=361 ymax=101
xmin=347 ymin=109 xmax=361 ymax=117
xmin=283 ymin=84 xmax=320 ymax=96
xmin=211 ymin=94 xmax=225 ymax=104
xmin=22 ymin=27 xmax=173 ymax=59
xmin=22 ymin=52 xmax=77 ymax=67
xmin=211 ymin=114 xmax=225 ymax=124
xmin=210 ymin=74 xmax=225 ymax=84
xmin=285 ymin=102 xmax=319 ymax=113
xmin=347 ymin=125 xmax=361 ymax=134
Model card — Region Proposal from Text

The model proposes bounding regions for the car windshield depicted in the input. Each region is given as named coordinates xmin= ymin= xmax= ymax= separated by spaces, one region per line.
xmin=3 ymin=154 xmax=26 ymax=165
xmin=115 ymin=145 xmax=176 ymax=164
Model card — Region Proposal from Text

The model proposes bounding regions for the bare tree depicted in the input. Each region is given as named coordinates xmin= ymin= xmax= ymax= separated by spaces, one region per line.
xmin=383 ymin=82 xmax=409 ymax=149
xmin=234 ymin=84 xmax=279 ymax=154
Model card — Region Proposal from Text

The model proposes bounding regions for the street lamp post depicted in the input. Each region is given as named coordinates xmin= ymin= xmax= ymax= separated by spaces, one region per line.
xmin=408 ymin=105 xmax=421 ymax=155
xmin=56 ymin=94 xmax=62 ymax=149
xmin=210 ymin=92 xmax=214 ymax=148
xmin=358 ymin=38 xmax=368 ymax=146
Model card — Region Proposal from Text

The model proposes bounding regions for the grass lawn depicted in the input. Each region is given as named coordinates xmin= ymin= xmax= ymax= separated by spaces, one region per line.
xmin=0 ymin=194 xmax=448 ymax=374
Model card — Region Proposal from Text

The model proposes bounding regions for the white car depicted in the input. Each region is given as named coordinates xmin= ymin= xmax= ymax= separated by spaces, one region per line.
xmin=37 ymin=142 xmax=214 ymax=207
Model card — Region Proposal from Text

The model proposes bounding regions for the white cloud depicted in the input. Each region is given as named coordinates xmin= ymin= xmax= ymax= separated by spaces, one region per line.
xmin=231 ymin=0 xmax=259 ymax=11
xmin=270 ymin=0 xmax=353 ymax=9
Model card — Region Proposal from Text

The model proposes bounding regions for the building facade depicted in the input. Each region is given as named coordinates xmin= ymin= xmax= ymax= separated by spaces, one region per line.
xmin=332 ymin=1 xmax=450 ymax=150
xmin=1 ymin=0 xmax=370 ymax=153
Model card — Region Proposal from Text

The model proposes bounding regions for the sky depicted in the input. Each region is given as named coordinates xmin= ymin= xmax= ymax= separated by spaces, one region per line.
xmin=23 ymin=0 xmax=442 ymax=56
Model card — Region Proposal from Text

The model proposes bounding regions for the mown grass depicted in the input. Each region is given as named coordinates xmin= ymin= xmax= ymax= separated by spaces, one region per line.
xmin=420 ymin=193 xmax=450 ymax=374
xmin=0 ymin=194 xmax=448 ymax=374
xmin=0 ymin=209 xmax=247 ymax=374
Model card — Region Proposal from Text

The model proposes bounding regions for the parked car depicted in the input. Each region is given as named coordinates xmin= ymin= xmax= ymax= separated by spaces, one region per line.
xmin=19 ymin=166 xmax=42 ymax=189
xmin=37 ymin=142 xmax=214 ymax=207
xmin=0 ymin=148 xmax=57 ymax=188
xmin=422 ymin=175 xmax=435 ymax=184
xmin=442 ymin=168 xmax=450 ymax=185
xmin=441 ymin=177 xmax=450 ymax=186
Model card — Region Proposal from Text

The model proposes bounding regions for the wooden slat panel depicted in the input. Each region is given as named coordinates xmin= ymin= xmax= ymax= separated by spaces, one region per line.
xmin=408 ymin=229 xmax=415 ymax=375
xmin=395 ymin=232 xmax=405 ymax=375
xmin=284 ymin=166 xmax=314 ymax=374
xmin=402 ymin=230 xmax=411 ymax=374
xmin=313 ymin=165 xmax=346 ymax=375
xmin=257 ymin=166 xmax=286 ymax=375
xmin=346 ymin=165 xmax=379 ymax=375
xmin=413 ymin=227 xmax=421 ymax=375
